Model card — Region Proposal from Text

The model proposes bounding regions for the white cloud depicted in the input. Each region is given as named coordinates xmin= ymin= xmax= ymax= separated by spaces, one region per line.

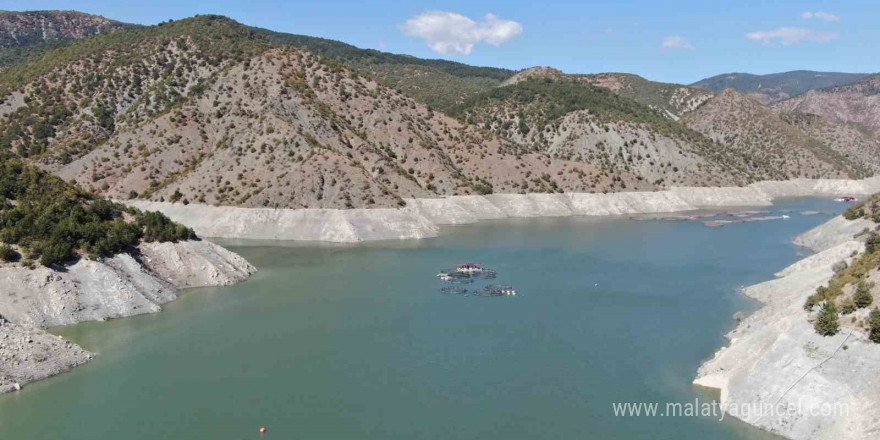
xmin=745 ymin=27 xmax=838 ymax=45
xmin=400 ymin=11 xmax=522 ymax=55
xmin=802 ymin=11 xmax=840 ymax=22
xmin=661 ymin=35 xmax=695 ymax=50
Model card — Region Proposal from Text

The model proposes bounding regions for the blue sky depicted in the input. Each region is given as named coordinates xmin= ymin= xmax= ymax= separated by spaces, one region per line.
xmin=3 ymin=0 xmax=878 ymax=83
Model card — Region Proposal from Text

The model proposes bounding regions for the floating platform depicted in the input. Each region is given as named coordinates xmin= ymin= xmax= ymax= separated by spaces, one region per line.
xmin=473 ymin=285 xmax=517 ymax=297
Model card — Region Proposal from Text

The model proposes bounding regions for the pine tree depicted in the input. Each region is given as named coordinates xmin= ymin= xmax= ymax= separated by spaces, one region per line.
xmin=814 ymin=302 xmax=840 ymax=336
xmin=854 ymin=280 xmax=874 ymax=309
xmin=869 ymin=308 xmax=880 ymax=343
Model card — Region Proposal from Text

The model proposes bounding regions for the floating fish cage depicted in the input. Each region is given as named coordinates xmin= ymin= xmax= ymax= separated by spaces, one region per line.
xmin=473 ymin=284 xmax=517 ymax=297
xmin=440 ymin=286 xmax=468 ymax=294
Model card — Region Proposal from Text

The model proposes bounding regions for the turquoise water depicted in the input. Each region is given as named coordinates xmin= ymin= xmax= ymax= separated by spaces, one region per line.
xmin=0 ymin=198 xmax=846 ymax=439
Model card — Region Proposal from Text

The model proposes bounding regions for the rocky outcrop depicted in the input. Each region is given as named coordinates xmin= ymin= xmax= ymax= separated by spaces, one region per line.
xmin=128 ymin=177 xmax=880 ymax=242
xmin=0 ymin=318 xmax=91 ymax=394
xmin=694 ymin=215 xmax=880 ymax=440
xmin=0 ymin=240 xmax=255 ymax=393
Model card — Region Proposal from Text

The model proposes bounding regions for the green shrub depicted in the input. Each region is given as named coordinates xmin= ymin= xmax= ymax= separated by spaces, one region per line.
xmin=854 ymin=280 xmax=874 ymax=309
xmin=138 ymin=211 xmax=197 ymax=243
xmin=0 ymin=244 xmax=19 ymax=262
xmin=843 ymin=203 xmax=866 ymax=220
xmin=869 ymin=308 xmax=880 ymax=343
xmin=0 ymin=156 xmax=196 ymax=267
xmin=38 ymin=241 xmax=74 ymax=267
xmin=867 ymin=233 xmax=880 ymax=254
xmin=805 ymin=286 xmax=828 ymax=311
xmin=841 ymin=297 xmax=856 ymax=315
xmin=814 ymin=302 xmax=840 ymax=336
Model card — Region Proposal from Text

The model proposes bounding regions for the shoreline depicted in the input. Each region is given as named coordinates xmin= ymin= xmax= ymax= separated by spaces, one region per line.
xmin=127 ymin=177 xmax=880 ymax=242
xmin=693 ymin=213 xmax=879 ymax=440
xmin=0 ymin=240 xmax=256 ymax=394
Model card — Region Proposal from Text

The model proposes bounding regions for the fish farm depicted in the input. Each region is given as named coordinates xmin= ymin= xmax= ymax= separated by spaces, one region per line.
xmin=435 ymin=263 xmax=516 ymax=297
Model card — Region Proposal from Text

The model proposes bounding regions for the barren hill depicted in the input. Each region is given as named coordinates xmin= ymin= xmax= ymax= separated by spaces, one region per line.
xmin=682 ymin=89 xmax=868 ymax=179
xmin=0 ymin=14 xmax=877 ymax=211
xmin=0 ymin=10 xmax=135 ymax=68
xmin=776 ymin=75 xmax=880 ymax=135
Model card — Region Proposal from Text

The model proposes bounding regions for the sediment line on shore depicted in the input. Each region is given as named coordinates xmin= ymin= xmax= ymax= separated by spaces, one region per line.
xmin=693 ymin=213 xmax=880 ymax=440
xmin=128 ymin=177 xmax=880 ymax=242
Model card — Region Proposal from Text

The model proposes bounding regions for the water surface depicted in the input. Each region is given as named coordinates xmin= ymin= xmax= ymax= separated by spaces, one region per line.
xmin=0 ymin=198 xmax=846 ymax=439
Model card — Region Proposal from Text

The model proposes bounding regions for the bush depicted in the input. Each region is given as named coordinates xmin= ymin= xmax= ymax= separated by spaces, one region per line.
xmin=866 ymin=233 xmax=880 ymax=254
xmin=814 ymin=302 xmax=840 ymax=336
xmin=832 ymin=260 xmax=848 ymax=273
xmin=0 ymin=244 xmax=20 ymax=262
xmin=841 ymin=297 xmax=856 ymax=315
xmin=854 ymin=280 xmax=874 ymax=309
xmin=869 ymin=308 xmax=880 ymax=343
xmin=0 ymin=157 xmax=196 ymax=267
xmin=138 ymin=211 xmax=197 ymax=243
xmin=804 ymin=285 xmax=828 ymax=311
xmin=38 ymin=241 xmax=74 ymax=267
xmin=843 ymin=203 xmax=865 ymax=220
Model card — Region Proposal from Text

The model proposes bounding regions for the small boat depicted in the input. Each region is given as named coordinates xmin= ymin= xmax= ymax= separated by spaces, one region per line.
xmin=440 ymin=286 xmax=468 ymax=294
xmin=835 ymin=196 xmax=857 ymax=202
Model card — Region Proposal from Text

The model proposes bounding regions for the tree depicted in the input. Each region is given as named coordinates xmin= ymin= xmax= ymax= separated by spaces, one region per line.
xmin=0 ymin=244 xmax=20 ymax=262
xmin=869 ymin=308 xmax=880 ymax=343
xmin=814 ymin=302 xmax=840 ymax=336
xmin=854 ymin=281 xmax=874 ymax=309
xmin=867 ymin=233 xmax=880 ymax=254
xmin=39 ymin=241 xmax=74 ymax=267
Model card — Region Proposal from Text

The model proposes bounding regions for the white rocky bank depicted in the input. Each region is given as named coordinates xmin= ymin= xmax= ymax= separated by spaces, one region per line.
xmin=0 ymin=240 xmax=255 ymax=393
xmin=694 ymin=214 xmax=880 ymax=440
xmin=128 ymin=177 xmax=880 ymax=242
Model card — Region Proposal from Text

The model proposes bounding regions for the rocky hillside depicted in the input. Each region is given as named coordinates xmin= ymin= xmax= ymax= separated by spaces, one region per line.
xmin=0 ymin=14 xmax=877 ymax=210
xmin=0 ymin=10 xmax=135 ymax=69
xmin=776 ymin=75 xmax=880 ymax=135
xmin=578 ymin=73 xmax=713 ymax=120
xmin=682 ymin=89 xmax=870 ymax=179
xmin=0 ymin=148 xmax=255 ymax=393
xmin=782 ymin=112 xmax=880 ymax=174
xmin=452 ymin=77 xmax=787 ymax=186
xmin=0 ymin=16 xmax=654 ymax=208
xmin=693 ymin=70 xmax=871 ymax=105
xmin=255 ymin=27 xmax=513 ymax=112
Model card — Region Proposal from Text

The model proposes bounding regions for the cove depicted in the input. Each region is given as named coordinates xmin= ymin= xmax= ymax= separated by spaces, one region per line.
xmin=0 ymin=198 xmax=846 ymax=440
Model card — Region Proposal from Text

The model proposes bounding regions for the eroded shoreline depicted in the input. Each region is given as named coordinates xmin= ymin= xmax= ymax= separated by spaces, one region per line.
xmin=694 ymin=214 xmax=880 ymax=439
xmin=127 ymin=177 xmax=880 ymax=242
xmin=0 ymin=240 xmax=256 ymax=393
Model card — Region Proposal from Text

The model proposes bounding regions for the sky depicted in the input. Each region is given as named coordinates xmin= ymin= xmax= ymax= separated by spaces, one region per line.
xmin=2 ymin=0 xmax=878 ymax=84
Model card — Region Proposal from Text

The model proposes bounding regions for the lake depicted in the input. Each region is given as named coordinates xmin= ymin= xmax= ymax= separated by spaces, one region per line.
xmin=0 ymin=198 xmax=846 ymax=439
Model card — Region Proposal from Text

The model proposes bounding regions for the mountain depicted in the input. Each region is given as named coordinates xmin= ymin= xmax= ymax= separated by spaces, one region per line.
xmin=692 ymin=71 xmax=871 ymax=105
xmin=775 ymin=74 xmax=880 ymax=135
xmin=0 ymin=16 xmax=658 ymax=208
xmin=780 ymin=111 xmax=880 ymax=174
xmin=0 ymin=10 xmax=136 ymax=69
xmin=682 ymin=89 xmax=869 ymax=179
xmin=451 ymin=77 xmax=757 ymax=187
xmin=0 ymin=13 xmax=877 ymax=211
